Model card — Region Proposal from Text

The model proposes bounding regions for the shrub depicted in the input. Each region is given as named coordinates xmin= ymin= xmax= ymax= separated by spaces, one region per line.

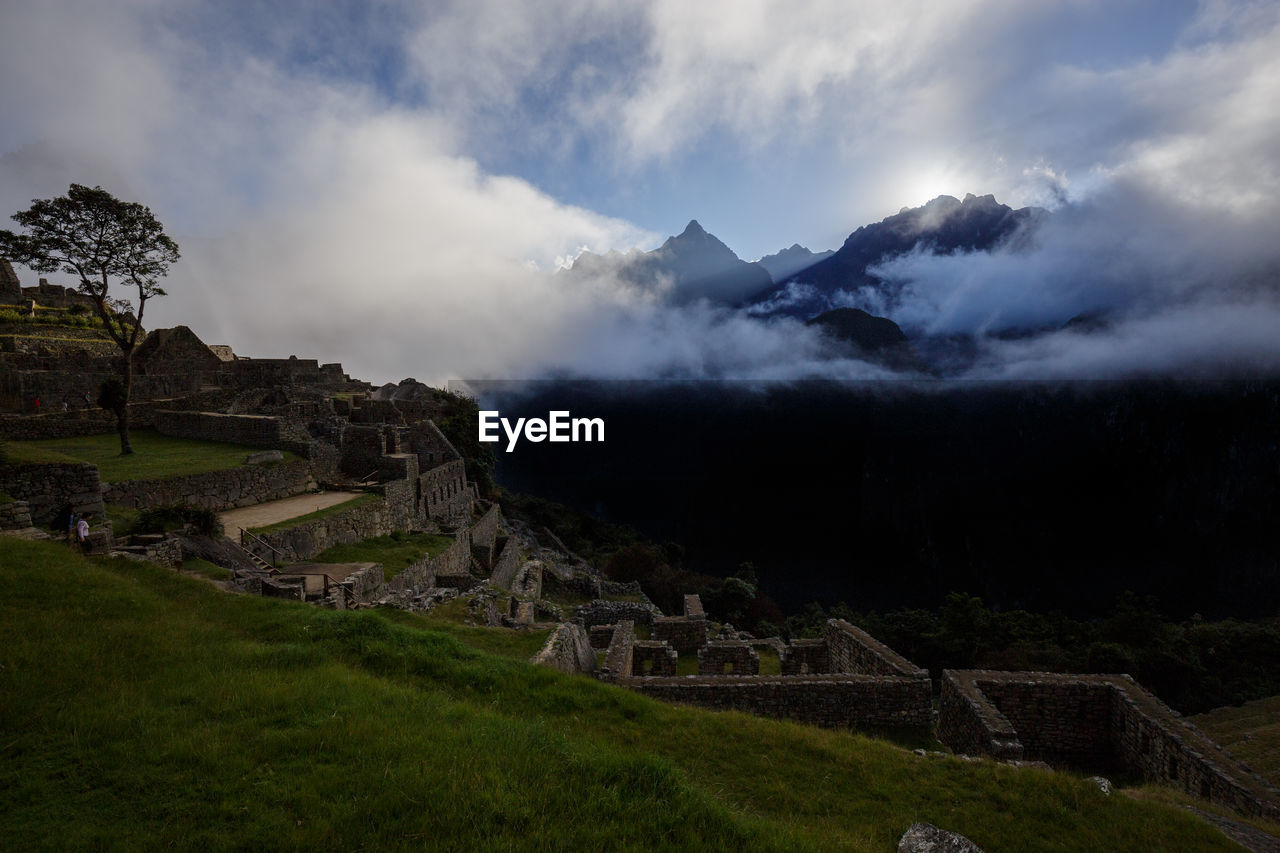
xmin=134 ymin=503 xmax=224 ymax=537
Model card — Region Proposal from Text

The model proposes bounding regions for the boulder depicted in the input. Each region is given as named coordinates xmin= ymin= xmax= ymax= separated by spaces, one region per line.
xmin=245 ymin=450 xmax=284 ymax=465
xmin=898 ymin=822 xmax=984 ymax=853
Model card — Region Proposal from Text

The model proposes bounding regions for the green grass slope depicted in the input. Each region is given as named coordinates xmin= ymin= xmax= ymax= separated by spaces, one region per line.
xmin=0 ymin=538 xmax=1240 ymax=851
xmin=5 ymin=430 xmax=299 ymax=482
xmin=1193 ymin=697 xmax=1280 ymax=787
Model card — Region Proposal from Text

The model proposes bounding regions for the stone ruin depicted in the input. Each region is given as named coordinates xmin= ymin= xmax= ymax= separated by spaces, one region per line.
xmin=581 ymin=607 xmax=932 ymax=733
xmin=548 ymin=599 xmax=1280 ymax=822
xmin=938 ymin=669 xmax=1280 ymax=821
xmin=0 ymin=307 xmax=367 ymax=416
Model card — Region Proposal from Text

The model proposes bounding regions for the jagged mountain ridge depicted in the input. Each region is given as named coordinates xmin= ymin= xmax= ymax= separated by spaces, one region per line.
xmin=745 ymin=193 xmax=1044 ymax=319
xmin=567 ymin=219 xmax=774 ymax=305
xmin=754 ymin=244 xmax=834 ymax=283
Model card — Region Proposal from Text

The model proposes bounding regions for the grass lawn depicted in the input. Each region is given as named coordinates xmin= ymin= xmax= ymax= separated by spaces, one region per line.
xmin=310 ymin=532 xmax=454 ymax=581
xmin=249 ymin=494 xmax=380 ymax=534
xmin=1192 ymin=696 xmax=1280 ymax=787
xmin=0 ymin=537 xmax=1249 ymax=851
xmin=378 ymin=596 xmax=552 ymax=661
xmin=4 ymin=429 xmax=298 ymax=482
xmin=182 ymin=557 xmax=233 ymax=582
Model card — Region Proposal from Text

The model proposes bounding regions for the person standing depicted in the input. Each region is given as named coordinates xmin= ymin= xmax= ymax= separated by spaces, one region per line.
xmin=66 ymin=510 xmax=78 ymax=542
xmin=76 ymin=514 xmax=90 ymax=551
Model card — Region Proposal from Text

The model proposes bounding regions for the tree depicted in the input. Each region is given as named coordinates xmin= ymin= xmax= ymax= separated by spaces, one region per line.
xmin=0 ymin=184 xmax=179 ymax=454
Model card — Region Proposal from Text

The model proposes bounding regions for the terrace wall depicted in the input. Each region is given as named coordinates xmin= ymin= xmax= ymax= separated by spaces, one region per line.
xmin=156 ymin=410 xmax=287 ymax=448
xmin=0 ymin=499 xmax=32 ymax=529
xmin=241 ymin=481 xmax=414 ymax=564
xmin=102 ymin=459 xmax=316 ymax=511
xmin=0 ymin=462 xmax=103 ymax=525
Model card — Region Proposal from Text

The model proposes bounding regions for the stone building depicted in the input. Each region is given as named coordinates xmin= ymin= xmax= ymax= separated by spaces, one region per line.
xmin=133 ymin=325 xmax=226 ymax=377
xmin=0 ymin=259 xmax=21 ymax=303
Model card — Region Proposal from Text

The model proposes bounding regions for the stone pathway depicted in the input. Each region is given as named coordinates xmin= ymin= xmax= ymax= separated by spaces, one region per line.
xmin=1187 ymin=807 xmax=1280 ymax=853
xmin=218 ymin=491 xmax=365 ymax=536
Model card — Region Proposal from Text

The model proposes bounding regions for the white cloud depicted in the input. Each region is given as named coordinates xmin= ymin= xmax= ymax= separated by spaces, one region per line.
xmin=2 ymin=1 xmax=1278 ymax=383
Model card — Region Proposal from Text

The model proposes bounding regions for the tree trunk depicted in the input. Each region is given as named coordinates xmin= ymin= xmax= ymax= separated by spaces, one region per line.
xmin=117 ymin=354 xmax=133 ymax=455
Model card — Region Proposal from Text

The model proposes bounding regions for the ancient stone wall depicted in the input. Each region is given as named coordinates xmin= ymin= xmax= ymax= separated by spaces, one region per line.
xmin=340 ymin=424 xmax=384 ymax=478
xmin=229 ymin=357 xmax=326 ymax=388
xmin=600 ymin=620 xmax=636 ymax=682
xmin=531 ymin=622 xmax=597 ymax=675
xmin=156 ymin=410 xmax=286 ymax=449
xmin=652 ymin=616 xmax=707 ymax=654
xmin=468 ymin=502 xmax=502 ymax=570
xmin=0 ymin=499 xmax=33 ymax=529
xmin=588 ymin=624 xmax=617 ymax=650
xmin=651 ymin=594 xmax=706 ymax=653
xmin=937 ymin=670 xmax=1024 ymax=760
xmin=377 ymin=452 xmax=419 ymax=485
xmin=102 ymin=459 xmax=316 ymax=511
xmin=698 ymin=641 xmax=760 ymax=676
xmin=381 ymin=476 xmax=419 ymax=530
xmin=420 ymin=459 xmax=469 ymax=521
xmin=488 ymin=537 xmax=524 ymax=590
xmin=511 ymin=560 xmax=543 ymax=600
xmin=433 ymin=531 xmax=473 ymax=577
xmin=826 ymin=618 xmax=928 ymax=678
xmin=627 ymin=675 xmax=933 ymax=731
xmin=405 ymin=419 xmax=462 ymax=468
xmin=781 ymin=639 xmax=831 ymax=675
xmin=245 ymin=495 xmax=397 ymax=563
xmin=939 ymin=670 xmax=1280 ymax=820
xmin=576 ymin=600 xmax=658 ymax=629
xmin=631 ymin=641 xmax=678 ymax=677
xmin=0 ymin=462 xmax=103 ymax=525
xmin=0 ymin=259 xmax=21 ymax=300
xmin=349 ymin=399 xmax=404 ymax=425
xmin=980 ymin=677 xmax=1115 ymax=769
xmin=0 ymin=404 xmax=143 ymax=439
xmin=114 ymin=533 xmax=184 ymax=568
xmin=338 ymin=563 xmax=385 ymax=606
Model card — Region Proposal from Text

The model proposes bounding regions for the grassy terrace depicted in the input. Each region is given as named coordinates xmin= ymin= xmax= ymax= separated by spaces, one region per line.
xmin=248 ymin=493 xmax=380 ymax=534
xmin=1193 ymin=696 xmax=1280 ymax=787
xmin=0 ymin=537 xmax=1247 ymax=851
xmin=5 ymin=429 xmax=298 ymax=482
xmin=311 ymin=532 xmax=455 ymax=581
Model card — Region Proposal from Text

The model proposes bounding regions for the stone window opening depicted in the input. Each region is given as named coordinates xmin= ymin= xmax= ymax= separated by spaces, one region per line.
xmin=1168 ymin=756 xmax=1179 ymax=779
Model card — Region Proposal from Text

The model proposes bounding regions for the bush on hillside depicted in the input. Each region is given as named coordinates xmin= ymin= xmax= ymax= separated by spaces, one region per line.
xmin=134 ymin=503 xmax=223 ymax=537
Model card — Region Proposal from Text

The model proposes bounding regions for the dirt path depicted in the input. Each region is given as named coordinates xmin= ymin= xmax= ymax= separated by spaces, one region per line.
xmin=218 ymin=491 xmax=365 ymax=536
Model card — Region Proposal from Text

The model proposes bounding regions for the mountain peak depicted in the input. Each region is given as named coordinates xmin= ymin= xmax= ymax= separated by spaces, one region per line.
xmin=681 ymin=219 xmax=707 ymax=237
